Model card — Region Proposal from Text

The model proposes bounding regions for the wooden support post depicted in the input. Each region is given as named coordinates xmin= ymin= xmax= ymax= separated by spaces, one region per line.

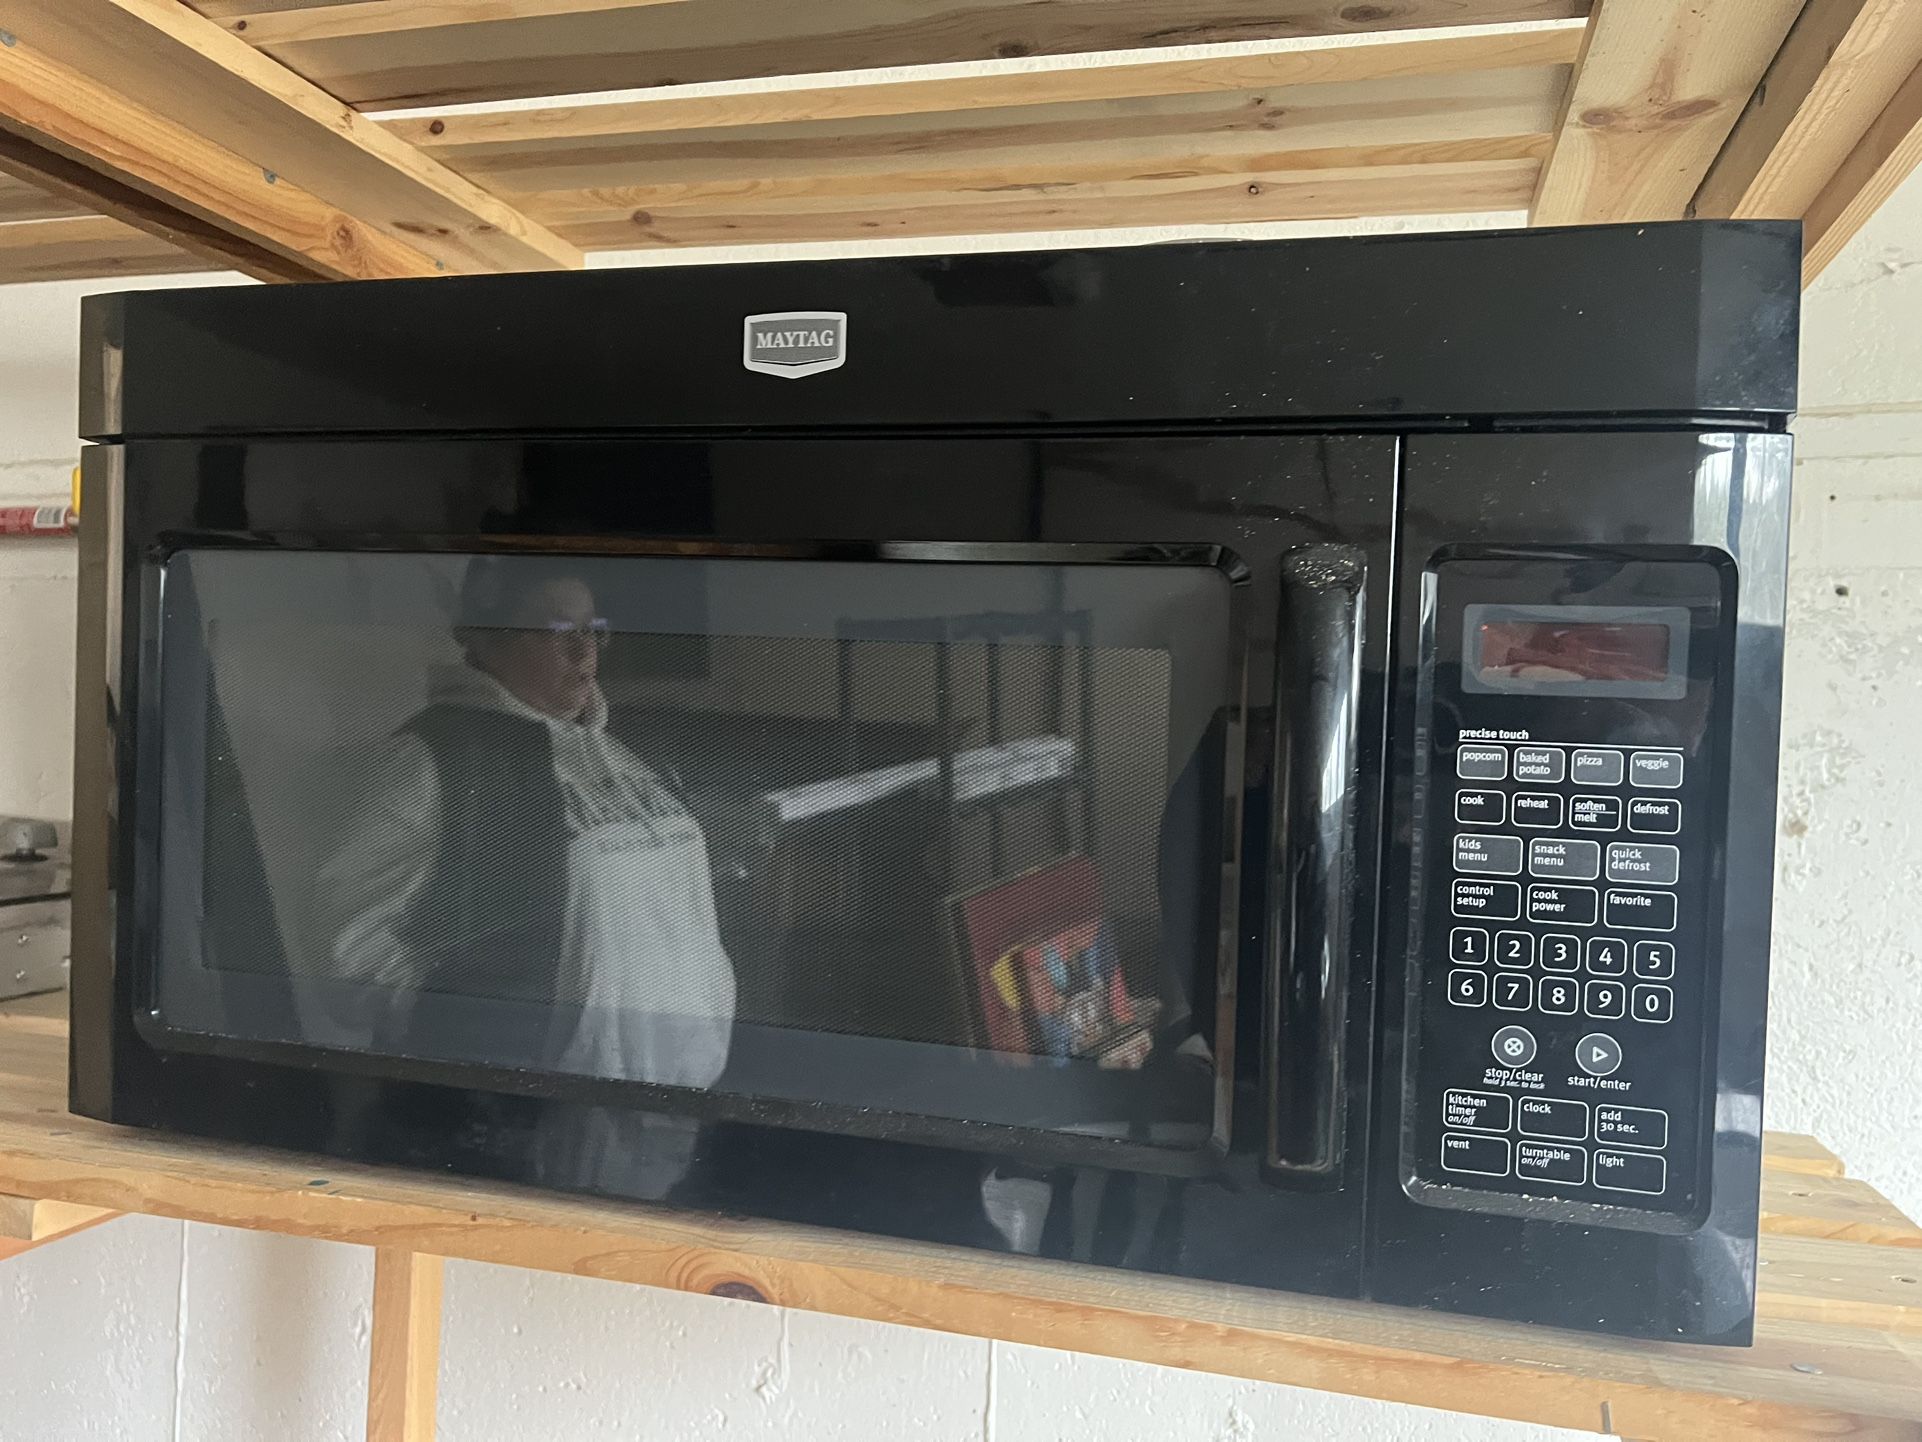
xmin=0 ymin=1194 xmax=119 ymax=1260
xmin=367 ymin=1249 xmax=444 ymax=1442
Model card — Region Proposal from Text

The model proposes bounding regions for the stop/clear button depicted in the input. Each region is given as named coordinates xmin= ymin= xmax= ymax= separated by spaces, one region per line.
xmin=1576 ymin=1032 xmax=1622 ymax=1077
xmin=1491 ymin=1024 xmax=1537 ymax=1068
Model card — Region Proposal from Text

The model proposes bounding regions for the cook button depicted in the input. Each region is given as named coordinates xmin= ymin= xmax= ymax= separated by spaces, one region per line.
xmin=1570 ymin=749 xmax=1624 ymax=786
xmin=1518 ymin=1096 xmax=1589 ymax=1140
xmin=1629 ymin=751 xmax=1683 ymax=788
xmin=1594 ymin=1105 xmax=1668 ymax=1150
xmin=1458 ymin=745 xmax=1508 ymax=781
xmin=1594 ymin=1149 xmax=1667 ymax=1196
xmin=1606 ymin=842 xmax=1680 ymax=886
xmin=1530 ymin=838 xmax=1601 ymax=880
xmin=1456 ymin=790 xmax=1504 ymax=825
xmin=1516 ymin=1141 xmax=1587 ymax=1186
xmin=1456 ymin=833 xmax=1523 ymax=875
xmin=1576 ymin=1031 xmax=1623 ymax=1076
xmin=1442 ymin=1133 xmax=1511 ymax=1178
xmin=1443 ymin=1089 xmax=1513 ymax=1133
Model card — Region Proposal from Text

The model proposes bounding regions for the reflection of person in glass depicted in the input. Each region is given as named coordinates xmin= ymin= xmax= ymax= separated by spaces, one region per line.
xmin=317 ymin=557 xmax=735 ymax=1194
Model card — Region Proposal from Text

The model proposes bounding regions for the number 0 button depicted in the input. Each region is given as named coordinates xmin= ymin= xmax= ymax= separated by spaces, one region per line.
xmin=1632 ymin=984 xmax=1674 ymax=1023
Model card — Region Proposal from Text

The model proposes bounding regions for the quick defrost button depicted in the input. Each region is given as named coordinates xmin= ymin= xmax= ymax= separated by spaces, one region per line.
xmin=1458 ymin=745 xmax=1508 ymax=781
xmin=1443 ymin=1090 xmax=1513 ymax=1133
xmin=1576 ymin=1032 xmax=1623 ymax=1076
xmin=1570 ymin=749 xmax=1624 ymax=786
xmin=1442 ymin=1133 xmax=1511 ymax=1178
xmin=1606 ymin=842 xmax=1680 ymax=886
xmin=1491 ymin=1024 xmax=1537 ymax=1068
xmin=1453 ymin=878 xmax=1522 ymax=920
xmin=1594 ymin=1105 xmax=1668 ymax=1150
xmin=1570 ymin=795 xmax=1622 ymax=832
xmin=1513 ymin=747 xmax=1566 ymax=784
xmin=1530 ymin=838 xmax=1601 ymax=881
xmin=1516 ymin=1141 xmax=1587 ymax=1186
xmin=1456 ymin=790 xmax=1504 ymax=826
xmin=1628 ymin=798 xmax=1681 ymax=834
xmin=1456 ymin=833 xmax=1523 ymax=876
xmin=1510 ymin=793 xmax=1565 ymax=829
xmin=1594 ymin=1149 xmax=1666 ymax=1196
xmin=1518 ymin=1096 xmax=1589 ymax=1140
xmin=1604 ymin=889 xmax=1677 ymax=932
xmin=1629 ymin=751 xmax=1683 ymax=789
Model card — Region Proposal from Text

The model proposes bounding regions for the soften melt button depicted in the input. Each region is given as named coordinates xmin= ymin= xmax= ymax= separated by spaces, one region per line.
xmin=1458 ymin=745 xmax=1508 ymax=781
xmin=1594 ymin=1149 xmax=1667 ymax=1196
xmin=1629 ymin=751 xmax=1683 ymax=788
xmin=1455 ymin=833 xmax=1523 ymax=875
xmin=1517 ymin=1096 xmax=1589 ymax=1140
xmin=1516 ymin=1141 xmax=1587 ymax=1186
xmin=1442 ymin=1133 xmax=1511 ymax=1178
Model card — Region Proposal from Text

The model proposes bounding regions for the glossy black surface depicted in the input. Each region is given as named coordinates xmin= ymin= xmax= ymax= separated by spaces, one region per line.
xmin=71 ymin=223 xmax=1797 ymax=1344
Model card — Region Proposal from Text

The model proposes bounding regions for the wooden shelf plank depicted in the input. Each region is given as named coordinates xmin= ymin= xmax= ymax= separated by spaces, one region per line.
xmin=1802 ymin=54 xmax=1922 ymax=283
xmin=1531 ymin=0 xmax=1806 ymax=226
xmin=191 ymin=0 xmax=1594 ymax=111
xmin=0 ymin=170 xmax=88 ymax=223
xmin=2 ymin=994 xmax=1919 ymax=1439
xmin=0 ymin=215 xmax=207 ymax=284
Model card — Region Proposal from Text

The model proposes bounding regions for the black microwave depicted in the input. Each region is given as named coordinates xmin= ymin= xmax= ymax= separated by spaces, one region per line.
xmin=70 ymin=221 xmax=1797 ymax=1344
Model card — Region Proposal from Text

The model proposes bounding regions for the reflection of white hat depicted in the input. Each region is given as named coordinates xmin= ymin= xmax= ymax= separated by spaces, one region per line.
xmin=455 ymin=556 xmax=590 ymax=629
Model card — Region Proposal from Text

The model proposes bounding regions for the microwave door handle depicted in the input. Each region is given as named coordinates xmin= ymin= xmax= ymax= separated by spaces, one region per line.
xmin=1265 ymin=546 xmax=1366 ymax=1185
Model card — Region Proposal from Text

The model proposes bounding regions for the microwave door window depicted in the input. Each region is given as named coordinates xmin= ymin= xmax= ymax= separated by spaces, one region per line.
xmin=155 ymin=551 xmax=1231 ymax=1168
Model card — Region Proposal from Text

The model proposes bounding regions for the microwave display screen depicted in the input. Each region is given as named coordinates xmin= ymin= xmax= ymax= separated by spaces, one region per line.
xmin=1475 ymin=619 xmax=1670 ymax=684
xmin=151 ymin=549 xmax=1231 ymax=1155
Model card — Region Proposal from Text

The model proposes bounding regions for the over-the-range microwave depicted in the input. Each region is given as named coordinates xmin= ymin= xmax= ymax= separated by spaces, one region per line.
xmin=71 ymin=221 xmax=1797 ymax=1343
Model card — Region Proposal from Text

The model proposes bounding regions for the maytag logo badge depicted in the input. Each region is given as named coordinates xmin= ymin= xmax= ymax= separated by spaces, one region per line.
xmin=743 ymin=311 xmax=847 ymax=378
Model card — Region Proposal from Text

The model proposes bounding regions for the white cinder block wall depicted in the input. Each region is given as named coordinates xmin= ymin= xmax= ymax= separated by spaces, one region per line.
xmin=3 ymin=173 xmax=1920 ymax=1440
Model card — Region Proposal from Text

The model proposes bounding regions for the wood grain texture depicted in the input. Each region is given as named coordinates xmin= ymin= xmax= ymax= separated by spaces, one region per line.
xmin=1 ymin=994 xmax=1920 ymax=1439
xmin=1802 ymin=54 xmax=1922 ymax=283
xmin=1763 ymin=1169 xmax=1922 ymax=1250
xmin=1693 ymin=0 xmax=1922 ymax=221
xmin=221 ymin=0 xmax=685 ymax=46
xmin=0 ymin=1192 xmax=119 ymax=1260
xmin=1531 ymin=0 xmax=1807 ymax=226
xmin=205 ymin=0 xmax=1594 ymax=110
xmin=542 ymin=157 xmax=1544 ymax=250
xmin=0 ymin=30 xmax=436 ymax=281
xmin=0 ymin=169 xmax=86 ymax=222
xmin=5 ymin=0 xmax=579 ymax=273
xmin=386 ymin=24 xmax=1585 ymax=151
xmin=367 ymin=1249 xmax=444 ymax=1442
xmin=0 ymin=216 xmax=209 ymax=284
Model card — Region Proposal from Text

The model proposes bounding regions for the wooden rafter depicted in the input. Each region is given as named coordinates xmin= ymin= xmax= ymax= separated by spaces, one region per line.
xmin=1801 ymin=54 xmax=1922 ymax=282
xmin=1531 ymin=0 xmax=1807 ymax=226
xmin=0 ymin=0 xmax=580 ymax=276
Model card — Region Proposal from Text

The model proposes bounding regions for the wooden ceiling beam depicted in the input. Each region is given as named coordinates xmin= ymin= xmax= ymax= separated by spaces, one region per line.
xmin=1693 ymin=0 xmax=1922 ymax=222
xmin=1802 ymin=54 xmax=1922 ymax=283
xmin=0 ymin=215 xmax=207 ymax=285
xmin=198 ymin=0 xmax=1594 ymax=111
xmin=0 ymin=169 xmax=87 ymax=223
xmin=0 ymin=0 xmax=581 ymax=275
xmin=1530 ymin=0 xmax=1807 ymax=226
xmin=389 ymin=23 xmax=1586 ymax=153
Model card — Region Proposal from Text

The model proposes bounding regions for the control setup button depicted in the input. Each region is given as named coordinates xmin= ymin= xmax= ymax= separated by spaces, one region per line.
xmin=1632 ymin=941 xmax=1676 ymax=979
xmin=1586 ymin=937 xmax=1628 ymax=975
xmin=1570 ymin=749 xmax=1624 ymax=786
xmin=1455 ymin=833 xmax=1524 ymax=876
xmin=1510 ymin=793 xmax=1565 ymax=829
xmin=1518 ymin=1096 xmax=1589 ymax=1140
xmin=1453 ymin=878 xmax=1522 ymax=920
xmin=1530 ymin=838 xmax=1601 ymax=881
xmin=1631 ymin=984 xmax=1674 ymax=1024
xmin=1607 ymin=842 xmax=1680 ymax=886
xmin=1513 ymin=747 xmax=1566 ymax=784
xmin=1570 ymin=795 xmax=1622 ymax=832
xmin=1450 ymin=927 xmax=1490 ymax=965
xmin=1584 ymin=981 xmax=1627 ymax=1019
xmin=1494 ymin=930 xmax=1534 ymax=968
xmin=1458 ymin=745 xmax=1508 ymax=781
xmin=1537 ymin=976 xmax=1579 ymax=1015
xmin=1594 ymin=1149 xmax=1666 ymax=1196
xmin=1491 ymin=1024 xmax=1537 ymax=1067
xmin=1442 ymin=1132 xmax=1512 ymax=1178
xmin=1594 ymin=1105 xmax=1668 ymax=1150
xmin=1444 ymin=1089 xmax=1513 ymax=1133
xmin=1629 ymin=751 xmax=1683 ymax=789
xmin=1456 ymin=789 xmax=1504 ymax=826
xmin=1538 ymin=934 xmax=1581 ymax=971
xmin=1528 ymin=883 xmax=1598 ymax=926
xmin=1493 ymin=973 xmax=1533 ymax=1012
xmin=1628 ymin=797 xmax=1682 ymax=834
xmin=1576 ymin=1032 xmax=1623 ymax=1076
xmin=1605 ymin=889 xmax=1677 ymax=932
xmin=1516 ymin=1141 xmax=1587 ymax=1186
xmin=1448 ymin=969 xmax=1488 ymax=1007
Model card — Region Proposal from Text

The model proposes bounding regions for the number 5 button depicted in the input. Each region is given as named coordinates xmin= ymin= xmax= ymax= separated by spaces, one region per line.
xmin=1632 ymin=984 xmax=1674 ymax=1023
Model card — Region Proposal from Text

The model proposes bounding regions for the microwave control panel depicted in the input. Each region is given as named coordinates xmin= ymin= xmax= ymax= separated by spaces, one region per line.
xmin=1405 ymin=554 xmax=1730 ymax=1222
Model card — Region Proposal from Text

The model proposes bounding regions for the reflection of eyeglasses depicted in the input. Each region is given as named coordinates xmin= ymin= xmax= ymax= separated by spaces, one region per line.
xmin=513 ymin=618 xmax=612 ymax=650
